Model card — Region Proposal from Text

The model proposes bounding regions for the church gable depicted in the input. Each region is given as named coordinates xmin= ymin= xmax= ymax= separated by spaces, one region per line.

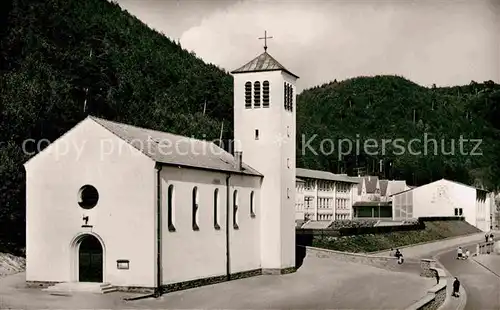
xmin=24 ymin=117 xmax=151 ymax=170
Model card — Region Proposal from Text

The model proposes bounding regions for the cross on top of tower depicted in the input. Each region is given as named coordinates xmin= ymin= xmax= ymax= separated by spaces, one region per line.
xmin=258 ymin=30 xmax=273 ymax=52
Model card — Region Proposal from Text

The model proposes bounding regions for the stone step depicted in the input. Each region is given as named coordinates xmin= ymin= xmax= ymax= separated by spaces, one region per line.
xmin=43 ymin=282 xmax=116 ymax=294
xmin=101 ymin=286 xmax=117 ymax=294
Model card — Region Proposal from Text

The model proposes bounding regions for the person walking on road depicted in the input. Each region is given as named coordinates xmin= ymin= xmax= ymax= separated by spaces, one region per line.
xmin=457 ymin=247 xmax=463 ymax=259
xmin=394 ymin=249 xmax=404 ymax=264
xmin=465 ymin=249 xmax=470 ymax=259
xmin=452 ymin=277 xmax=460 ymax=297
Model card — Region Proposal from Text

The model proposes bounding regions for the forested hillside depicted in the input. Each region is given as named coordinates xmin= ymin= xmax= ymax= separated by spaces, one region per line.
xmin=1 ymin=0 xmax=500 ymax=254
xmin=296 ymin=76 xmax=500 ymax=189
xmin=0 ymin=0 xmax=233 ymax=253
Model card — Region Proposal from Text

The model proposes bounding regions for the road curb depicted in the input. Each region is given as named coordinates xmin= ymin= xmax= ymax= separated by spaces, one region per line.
xmin=470 ymin=257 xmax=500 ymax=279
xmin=368 ymin=232 xmax=484 ymax=256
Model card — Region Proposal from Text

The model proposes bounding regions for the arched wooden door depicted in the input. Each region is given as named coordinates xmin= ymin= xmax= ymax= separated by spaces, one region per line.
xmin=78 ymin=235 xmax=103 ymax=282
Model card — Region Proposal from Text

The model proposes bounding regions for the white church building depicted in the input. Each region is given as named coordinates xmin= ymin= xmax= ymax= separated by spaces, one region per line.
xmin=24 ymin=48 xmax=298 ymax=293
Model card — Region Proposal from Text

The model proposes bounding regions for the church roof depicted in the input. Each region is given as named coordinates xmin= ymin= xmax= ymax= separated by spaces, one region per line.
xmin=90 ymin=116 xmax=262 ymax=177
xmin=296 ymin=168 xmax=359 ymax=183
xmin=231 ymin=51 xmax=299 ymax=79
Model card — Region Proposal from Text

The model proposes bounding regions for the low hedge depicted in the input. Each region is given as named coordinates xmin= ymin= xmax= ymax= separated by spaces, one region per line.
xmin=297 ymin=220 xmax=481 ymax=253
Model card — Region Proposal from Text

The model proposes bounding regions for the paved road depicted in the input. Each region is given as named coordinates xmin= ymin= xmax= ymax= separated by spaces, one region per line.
xmin=437 ymin=247 xmax=500 ymax=310
xmin=0 ymin=255 xmax=434 ymax=310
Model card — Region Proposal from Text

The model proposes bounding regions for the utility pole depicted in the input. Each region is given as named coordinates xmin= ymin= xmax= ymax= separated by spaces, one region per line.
xmin=203 ymin=100 xmax=206 ymax=115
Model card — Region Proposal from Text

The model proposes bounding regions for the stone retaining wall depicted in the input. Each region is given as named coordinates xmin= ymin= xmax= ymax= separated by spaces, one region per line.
xmin=305 ymin=246 xmax=401 ymax=271
xmin=405 ymin=268 xmax=447 ymax=310
xmin=420 ymin=259 xmax=436 ymax=277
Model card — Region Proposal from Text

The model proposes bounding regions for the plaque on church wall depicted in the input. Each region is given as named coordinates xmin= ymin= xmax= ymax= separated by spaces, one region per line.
xmin=117 ymin=259 xmax=129 ymax=270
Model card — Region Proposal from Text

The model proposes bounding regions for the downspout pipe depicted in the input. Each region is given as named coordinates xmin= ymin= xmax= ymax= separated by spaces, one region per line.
xmin=155 ymin=164 xmax=163 ymax=297
xmin=226 ymin=173 xmax=231 ymax=281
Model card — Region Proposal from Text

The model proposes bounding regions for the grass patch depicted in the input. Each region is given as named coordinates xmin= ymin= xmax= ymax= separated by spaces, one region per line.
xmin=311 ymin=220 xmax=481 ymax=253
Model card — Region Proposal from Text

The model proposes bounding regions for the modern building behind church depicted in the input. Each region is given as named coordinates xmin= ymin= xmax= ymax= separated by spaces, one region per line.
xmin=391 ymin=179 xmax=492 ymax=231
xmin=294 ymin=168 xmax=358 ymax=221
xmin=24 ymin=48 xmax=298 ymax=293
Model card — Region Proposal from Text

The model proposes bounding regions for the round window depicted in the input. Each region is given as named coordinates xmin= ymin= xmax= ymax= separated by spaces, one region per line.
xmin=78 ymin=185 xmax=99 ymax=209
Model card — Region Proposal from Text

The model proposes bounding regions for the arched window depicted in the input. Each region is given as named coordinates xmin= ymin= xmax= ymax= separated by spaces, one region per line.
xmin=245 ymin=82 xmax=252 ymax=108
xmin=284 ymin=82 xmax=287 ymax=110
xmin=214 ymin=189 xmax=220 ymax=229
xmin=250 ymin=191 xmax=255 ymax=218
xmin=263 ymin=81 xmax=270 ymax=107
xmin=233 ymin=190 xmax=239 ymax=229
xmin=192 ymin=187 xmax=199 ymax=231
xmin=167 ymin=184 xmax=175 ymax=232
xmin=254 ymin=81 xmax=261 ymax=108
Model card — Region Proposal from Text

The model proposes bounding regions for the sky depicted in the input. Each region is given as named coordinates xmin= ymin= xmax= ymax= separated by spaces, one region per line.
xmin=115 ymin=0 xmax=499 ymax=92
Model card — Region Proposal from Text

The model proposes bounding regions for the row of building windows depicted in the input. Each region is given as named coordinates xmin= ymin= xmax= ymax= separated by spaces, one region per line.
xmin=296 ymin=203 xmax=304 ymax=210
xmin=337 ymin=183 xmax=350 ymax=193
xmin=166 ymin=185 xmax=255 ymax=232
xmin=476 ymin=201 xmax=486 ymax=214
xmin=301 ymin=196 xmax=351 ymax=210
xmin=303 ymin=180 xmax=351 ymax=193
xmin=395 ymin=193 xmax=413 ymax=205
xmin=318 ymin=181 xmax=332 ymax=191
xmin=245 ymin=81 xmax=270 ymax=108
xmin=304 ymin=180 xmax=314 ymax=191
xmin=335 ymin=214 xmax=349 ymax=220
xmin=304 ymin=213 xmax=350 ymax=221
xmin=317 ymin=214 xmax=333 ymax=221
xmin=318 ymin=197 xmax=333 ymax=209
xmin=284 ymin=82 xmax=293 ymax=112
xmin=394 ymin=205 xmax=413 ymax=219
xmin=336 ymin=198 xmax=349 ymax=210
xmin=304 ymin=196 xmax=314 ymax=209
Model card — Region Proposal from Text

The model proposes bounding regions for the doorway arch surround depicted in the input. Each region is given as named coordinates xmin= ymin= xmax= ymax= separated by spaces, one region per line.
xmin=70 ymin=232 xmax=106 ymax=283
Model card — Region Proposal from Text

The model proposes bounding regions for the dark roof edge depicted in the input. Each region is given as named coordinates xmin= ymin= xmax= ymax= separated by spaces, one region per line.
xmin=231 ymin=68 xmax=300 ymax=79
xmin=156 ymin=161 xmax=263 ymax=177
xmin=296 ymin=174 xmax=359 ymax=183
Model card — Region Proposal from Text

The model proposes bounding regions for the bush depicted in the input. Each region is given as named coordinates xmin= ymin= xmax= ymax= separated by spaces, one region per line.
xmin=301 ymin=220 xmax=481 ymax=253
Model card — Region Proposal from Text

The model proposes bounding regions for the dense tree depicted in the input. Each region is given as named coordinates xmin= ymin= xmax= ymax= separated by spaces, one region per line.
xmin=297 ymin=76 xmax=500 ymax=190
xmin=1 ymin=0 xmax=499 ymax=254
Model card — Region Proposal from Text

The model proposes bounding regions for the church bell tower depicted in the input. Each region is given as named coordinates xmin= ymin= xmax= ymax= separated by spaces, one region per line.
xmin=231 ymin=32 xmax=299 ymax=273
